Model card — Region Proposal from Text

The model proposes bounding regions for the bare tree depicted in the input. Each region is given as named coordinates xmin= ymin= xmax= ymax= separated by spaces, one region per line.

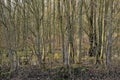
xmin=106 ymin=0 xmax=113 ymax=67
xmin=78 ymin=0 xmax=83 ymax=63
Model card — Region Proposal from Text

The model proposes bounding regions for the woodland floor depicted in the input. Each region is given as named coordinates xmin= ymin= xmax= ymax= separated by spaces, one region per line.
xmin=0 ymin=63 xmax=120 ymax=80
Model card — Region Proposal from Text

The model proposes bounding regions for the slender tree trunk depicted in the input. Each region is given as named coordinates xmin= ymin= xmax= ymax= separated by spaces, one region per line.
xmin=58 ymin=0 xmax=65 ymax=63
xmin=103 ymin=0 xmax=109 ymax=66
xmin=64 ymin=0 xmax=70 ymax=65
xmin=88 ymin=0 xmax=95 ymax=57
xmin=41 ymin=0 xmax=45 ymax=63
xmin=106 ymin=0 xmax=113 ymax=67
xmin=78 ymin=0 xmax=83 ymax=63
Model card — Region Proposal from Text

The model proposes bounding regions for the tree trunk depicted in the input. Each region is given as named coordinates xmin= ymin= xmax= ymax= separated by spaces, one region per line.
xmin=78 ymin=0 xmax=83 ymax=63
xmin=58 ymin=0 xmax=65 ymax=63
xmin=106 ymin=0 xmax=113 ymax=67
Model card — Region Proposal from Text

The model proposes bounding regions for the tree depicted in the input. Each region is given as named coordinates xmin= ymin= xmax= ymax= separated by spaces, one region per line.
xmin=106 ymin=0 xmax=113 ymax=67
xmin=78 ymin=0 xmax=83 ymax=63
